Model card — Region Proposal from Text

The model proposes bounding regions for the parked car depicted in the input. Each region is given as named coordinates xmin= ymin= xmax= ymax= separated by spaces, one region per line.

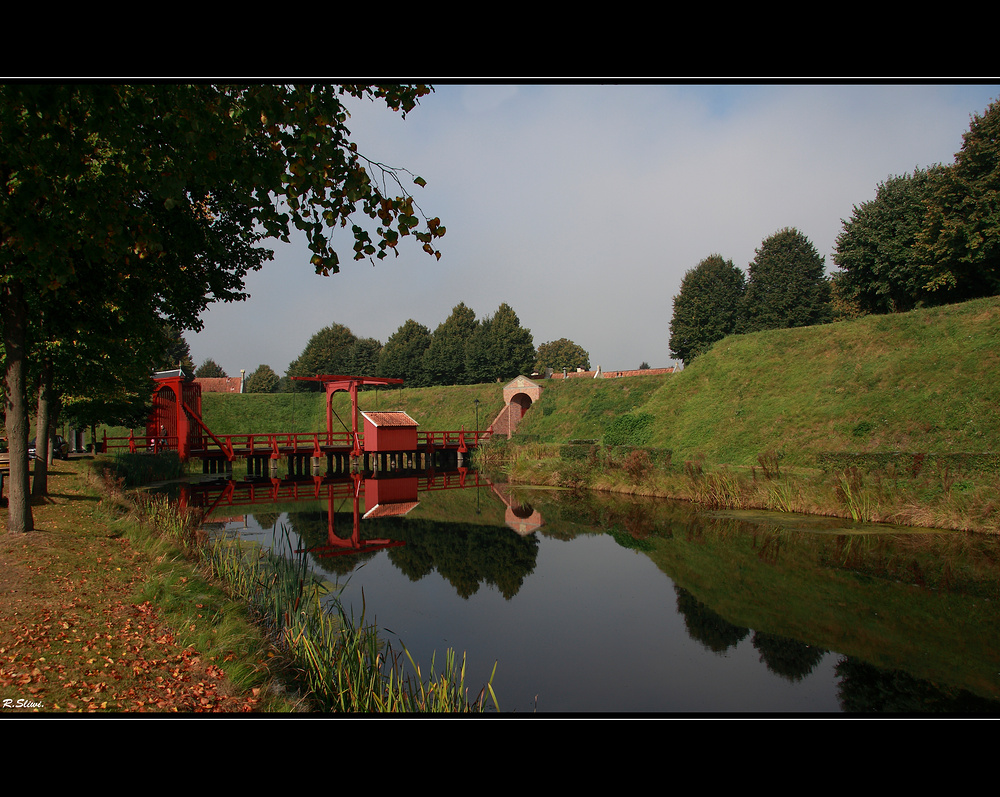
xmin=28 ymin=435 xmax=70 ymax=460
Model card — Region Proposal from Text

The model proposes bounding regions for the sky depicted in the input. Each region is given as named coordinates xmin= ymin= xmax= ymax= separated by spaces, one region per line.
xmin=188 ymin=81 xmax=1000 ymax=378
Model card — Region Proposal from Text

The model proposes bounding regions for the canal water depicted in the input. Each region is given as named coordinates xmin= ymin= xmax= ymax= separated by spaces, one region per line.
xmin=187 ymin=470 xmax=1000 ymax=715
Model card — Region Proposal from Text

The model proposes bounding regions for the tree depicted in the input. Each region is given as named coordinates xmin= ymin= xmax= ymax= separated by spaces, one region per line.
xmin=343 ymin=337 xmax=383 ymax=378
xmin=917 ymin=99 xmax=1000 ymax=302
xmin=535 ymin=338 xmax=590 ymax=373
xmin=243 ymin=364 xmax=280 ymax=393
xmin=464 ymin=303 xmax=534 ymax=383
xmin=286 ymin=323 xmax=357 ymax=388
xmin=1 ymin=84 xmax=444 ymax=533
xmin=668 ymin=255 xmax=746 ymax=364
xmin=740 ymin=228 xmax=832 ymax=333
xmin=195 ymin=358 xmax=227 ymax=378
xmin=379 ymin=319 xmax=432 ymax=385
xmin=423 ymin=302 xmax=478 ymax=385
xmin=833 ymin=168 xmax=943 ymax=315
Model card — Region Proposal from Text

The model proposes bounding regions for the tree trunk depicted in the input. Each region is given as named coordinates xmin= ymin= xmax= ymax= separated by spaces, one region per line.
xmin=32 ymin=356 xmax=53 ymax=496
xmin=2 ymin=280 xmax=34 ymax=533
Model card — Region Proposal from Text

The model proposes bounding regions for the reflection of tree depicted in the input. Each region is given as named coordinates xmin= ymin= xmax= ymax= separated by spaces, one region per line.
xmin=752 ymin=631 xmax=826 ymax=682
xmin=383 ymin=518 xmax=539 ymax=600
xmin=285 ymin=510 xmax=380 ymax=577
xmin=279 ymin=508 xmax=540 ymax=599
xmin=674 ymin=586 xmax=749 ymax=653
xmin=250 ymin=510 xmax=280 ymax=532
xmin=836 ymin=657 xmax=1000 ymax=714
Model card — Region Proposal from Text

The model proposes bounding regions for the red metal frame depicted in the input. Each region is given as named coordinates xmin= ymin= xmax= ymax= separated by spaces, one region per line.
xmin=103 ymin=373 xmax=494 ymax=462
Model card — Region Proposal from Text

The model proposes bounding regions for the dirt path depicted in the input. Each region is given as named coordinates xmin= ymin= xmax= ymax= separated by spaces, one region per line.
xmin=0 ymin=457 xmax=264 ymax=713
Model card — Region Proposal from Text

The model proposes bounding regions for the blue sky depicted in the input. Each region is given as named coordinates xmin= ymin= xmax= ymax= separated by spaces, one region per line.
xmin=189 ymin=82 xmax=1000 ymax=378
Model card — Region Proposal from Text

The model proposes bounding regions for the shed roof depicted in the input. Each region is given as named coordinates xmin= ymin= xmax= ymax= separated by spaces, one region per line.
xmin=363 ymin=501 xmax=419 ymax=519
xmin=360 ymin=411 xmax=419 ymax=428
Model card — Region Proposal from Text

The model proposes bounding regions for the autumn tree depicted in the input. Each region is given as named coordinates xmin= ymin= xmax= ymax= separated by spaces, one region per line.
xmin=1 ymin=84 xmax=444 ymax=533
xmin=668 ymin=255 xmax=746 ymax=364
xmin=535 ymin=338 xmax=590 ymax=373
xmin=740 ymin=228 xmax=832 ymax=333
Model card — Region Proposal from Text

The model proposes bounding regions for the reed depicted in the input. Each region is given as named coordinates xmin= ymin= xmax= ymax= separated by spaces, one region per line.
xmin=208 ymin=528 xmax=499 ymax=713
xmin=835 ymin=467 xmax=878 ymax=522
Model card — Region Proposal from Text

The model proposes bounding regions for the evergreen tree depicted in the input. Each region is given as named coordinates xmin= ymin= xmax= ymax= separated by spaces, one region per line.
xmin=344 ymin=337 xmax=383 ymax=378
xmin=833 ymin=168 xmax=942 ymax=315
xmin=379 ymin=319 xmax=432 ymax=386
xmin=669 ymin=254 xmax=746 ymax=363
xmin=464 ymin=303 xmax=534 ymax=383
xmin=740 ymin=228 xmax=832 ymax=333
xmin=423 ymin=302 xmax=478 ymax=385
xmin=157 ymin=325 xmax=194 ymax=373
xmin=195 ymin=358 xmax=227 ymax=378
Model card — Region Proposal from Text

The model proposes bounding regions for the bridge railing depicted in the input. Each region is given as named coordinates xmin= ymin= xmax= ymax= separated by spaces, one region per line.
xmin=103 ymin=427 xmax=494 ymax=459
xmin=418 ymin=429 xmax=492 ymax=449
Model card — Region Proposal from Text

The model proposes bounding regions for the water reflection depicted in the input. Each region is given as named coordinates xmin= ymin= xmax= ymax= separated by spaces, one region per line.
xmin=185 ymin=469 xmax=1000 ymax=714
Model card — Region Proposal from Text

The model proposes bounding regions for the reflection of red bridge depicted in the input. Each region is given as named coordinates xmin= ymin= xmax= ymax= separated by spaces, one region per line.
xmin=185 ymin=468 xmax=489 ymax=559
xmin=104 ymin=372 xmax=491 ymax=473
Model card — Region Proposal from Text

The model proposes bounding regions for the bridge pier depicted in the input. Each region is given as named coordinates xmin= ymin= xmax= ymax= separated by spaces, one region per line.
xmin=203 ymin=457 xmax=232 ymax=475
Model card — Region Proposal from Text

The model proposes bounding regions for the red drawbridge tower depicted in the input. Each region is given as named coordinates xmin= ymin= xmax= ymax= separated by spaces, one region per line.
xmin=290 ymin=375 xmax=404 ymax=456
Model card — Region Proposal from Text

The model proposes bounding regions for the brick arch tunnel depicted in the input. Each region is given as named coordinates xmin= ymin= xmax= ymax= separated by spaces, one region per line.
xmin=488 ymin=376 xmax=544 ymax=439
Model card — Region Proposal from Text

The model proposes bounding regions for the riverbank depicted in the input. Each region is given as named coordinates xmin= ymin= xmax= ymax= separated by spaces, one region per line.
xmin=0 ymin=456 xmax=303 ymax=713
xmin=1 ymin=456 xmax=498 ymax=714
xmin=493 ymin=441 xmax=1000 ymax=534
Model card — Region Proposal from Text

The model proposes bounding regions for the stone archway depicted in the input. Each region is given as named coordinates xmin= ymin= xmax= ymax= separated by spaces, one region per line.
xmin=494 ymin=375 xmax=543 ymax=438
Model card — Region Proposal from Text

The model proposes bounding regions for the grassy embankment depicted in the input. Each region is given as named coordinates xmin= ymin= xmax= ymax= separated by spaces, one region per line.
xmin=98 ymin=296 xmax=997 ymax=532
xmin=500 ymin=296 xmax=1000 ymax=533
xmin=1 ymin=454 xmax=499 ymax=713
xmin=198 ymin=382 xmax=506 ymax=439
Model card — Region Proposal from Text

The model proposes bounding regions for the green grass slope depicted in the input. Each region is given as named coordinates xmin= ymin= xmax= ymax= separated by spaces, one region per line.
xmin=515 ymin=296 xmax=1000 ymax=468
xmin=200 ymin=383 xmax=506 ymax=438
xmin=644 ymin=296 xmax=1000 ymax=466
xmin=197 ymin=297 xmax=1000 ymax=471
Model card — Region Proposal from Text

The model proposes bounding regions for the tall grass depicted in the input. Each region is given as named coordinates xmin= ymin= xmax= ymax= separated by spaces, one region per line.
xmin=208 ymin=529 xmax=499 ymax=713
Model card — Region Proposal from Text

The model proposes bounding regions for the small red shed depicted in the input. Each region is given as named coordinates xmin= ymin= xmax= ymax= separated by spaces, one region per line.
xmin=361 ymin=411 xmax=419 ymax=452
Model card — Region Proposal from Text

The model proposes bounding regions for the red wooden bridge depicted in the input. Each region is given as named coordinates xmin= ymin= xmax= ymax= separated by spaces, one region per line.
xmin=103 ymin=372 xmax=491 ymax=473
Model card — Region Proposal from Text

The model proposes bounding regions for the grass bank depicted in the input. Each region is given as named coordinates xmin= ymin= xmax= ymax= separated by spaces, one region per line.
xmin=1 ymin=456 xmax=299 ymax=713
xmin=495 ymin=297 xmax=1000 ymax=533
xmin=1 ymin=456 xmax=497 ymax=713
xmin=199 ymin=382 xmax=505 ymax=437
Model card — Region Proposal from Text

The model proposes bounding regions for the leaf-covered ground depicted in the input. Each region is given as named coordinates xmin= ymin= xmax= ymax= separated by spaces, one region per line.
xmin=0 ymin=459 xmax=266 ymax=714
